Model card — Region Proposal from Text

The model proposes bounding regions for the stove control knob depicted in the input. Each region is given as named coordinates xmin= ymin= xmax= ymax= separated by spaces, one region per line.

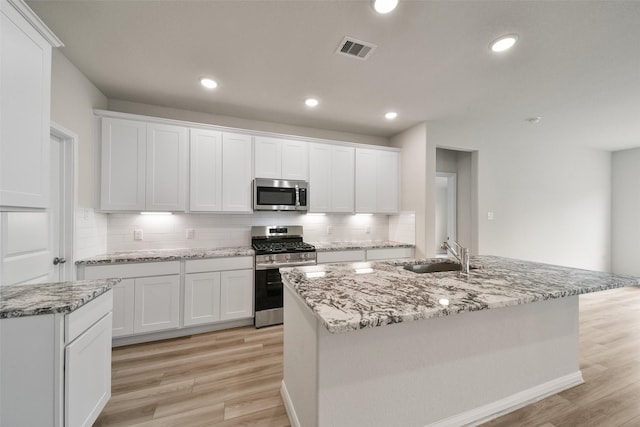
xmin=263 ymin=255 xmax=271 ymax=262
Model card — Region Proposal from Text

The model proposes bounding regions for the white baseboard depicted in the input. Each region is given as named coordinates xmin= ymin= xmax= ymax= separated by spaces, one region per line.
xmin=281 ymin=381 xmax=301 ymax=427
xmin=426 ymin=371 xmax=584 ymax=427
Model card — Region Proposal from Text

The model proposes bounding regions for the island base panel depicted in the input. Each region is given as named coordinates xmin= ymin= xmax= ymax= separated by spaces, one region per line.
xmin=283 ymin=288 xmax=583 ymax=427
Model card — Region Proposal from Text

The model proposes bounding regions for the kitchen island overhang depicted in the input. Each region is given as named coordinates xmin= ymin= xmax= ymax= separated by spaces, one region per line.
xmin=280 ymin=256 xmax=640 ymax=427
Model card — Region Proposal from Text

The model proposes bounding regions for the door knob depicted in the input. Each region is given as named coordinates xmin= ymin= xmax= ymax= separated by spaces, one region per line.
xmin=53 ymin=257 xmax=67 ymax=265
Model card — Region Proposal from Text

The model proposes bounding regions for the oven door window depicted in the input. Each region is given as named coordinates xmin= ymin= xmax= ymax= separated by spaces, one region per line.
xmin=255 ymin=269 xmax=283 ymax=311
xmin=256 ymin=187 xmax=296 ymax=207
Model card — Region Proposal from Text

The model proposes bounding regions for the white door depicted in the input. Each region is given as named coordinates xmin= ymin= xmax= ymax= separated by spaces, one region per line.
xmin=189 ymin=128 xmax=223 ymax=212
xmin=281 ymin=139 xmax=308 ymax=180
xmin=355 ymin=148 xmax=377 ymax=213
xmin=254 ymin=136 xmax=281 ymax=179
xmin=48 ymin=134 xmax=63 ymax=282
xmin=145 ymin=123 xmax=188 ymax=211
xmin=220 ymin=269 xmax=253 ymax=320
xmin=331 ymin=146 xmax=355 ymax=213
xmin=308 ymin=143 xmax=332 ymax=212
xmin=134 ymin=275 xmax=180 ymax=333
xmin=184 ymin=272 xmax=221 ymax=326
xmin=222 ymin=132 xmax=253 ymax=212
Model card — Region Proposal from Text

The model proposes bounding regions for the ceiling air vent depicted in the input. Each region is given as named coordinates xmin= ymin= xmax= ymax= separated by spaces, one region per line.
xmin=336 ymin=37 xmax=377 ymax=60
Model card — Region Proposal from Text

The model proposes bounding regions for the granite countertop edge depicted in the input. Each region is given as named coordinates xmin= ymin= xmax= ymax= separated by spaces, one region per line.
xmin=310 ymin=240 xmax=415 ymax=252
xmin=75 ymin=247 xmax=255 ymax=266
xmin=0 ymin=278 xmax=120 ymax=319
xmin=281 ymin=255 xmax=640 ymax=334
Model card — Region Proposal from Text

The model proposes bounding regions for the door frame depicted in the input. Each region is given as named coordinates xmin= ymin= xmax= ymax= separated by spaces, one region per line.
xmin=50 ymin=122 xmax=78 ymax=281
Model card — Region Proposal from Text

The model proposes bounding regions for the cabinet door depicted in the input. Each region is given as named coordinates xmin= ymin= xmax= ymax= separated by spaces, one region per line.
xmin=308 ymin=143 xmax=332 ymax=212
xmin=190 ymin=128 xmax=223 ymax=211
xmin=254 ymin=136 xmax=281 ymax=179
xmin=184 ymin=272 xmax=221 ymax=326
xmin=220 ymin=269 xmax=253 ymax=320
xmin=376 ymin=150 xmax=399 ymax=213
xmin=222 ymin=132 xmax=252 ymax=212
xmin=112 ymin=279 xmax=135 ymax=337
xmin=355 ymin=148 xmax=378 ymax=213
xmin=100 ymin=118 xmax=146 ymax=211
xmin=146 ymin=123 xmax=188 ymax=211
xmin=65 ymin=313 xmax=112 ymax=427
xmin=281 ymin=139 xmax=308 ymax=180
xmin=0 ymin=3 xmax=52 ymax=208
xmin=331 ymin=146 xmax=355 ymax=213
xmin=134 ymin=275 xmax=180 ymax=333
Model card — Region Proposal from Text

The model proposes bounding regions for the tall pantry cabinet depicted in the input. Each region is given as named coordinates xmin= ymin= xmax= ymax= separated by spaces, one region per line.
xmin=0 ymin=0 xmax=62 ymax=209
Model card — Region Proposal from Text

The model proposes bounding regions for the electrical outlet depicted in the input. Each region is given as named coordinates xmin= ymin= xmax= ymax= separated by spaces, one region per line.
xmin=365 ymin=226 xmax=371 ymax=234
xmin=487 ymin=212 xmax=494 ymax=221
xmin=326 ymin=226 xmax=333 ymax=235
xmin=134 ymin=229 xmax=143 ymax=240
xmin=186 ymin=228 xmax=195 ymax=239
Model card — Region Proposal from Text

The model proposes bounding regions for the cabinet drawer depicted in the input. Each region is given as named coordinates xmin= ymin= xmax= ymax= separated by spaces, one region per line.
xmin=66 ymin=290 xmax=113 ymax=343
xmin=185 ymin=256 xmax=253 ymax=274
xmin=366 ymin=247 xmax=414 ymax=261
xmin=82 ymin=261 xmax=181 ymax=280
xmin=316 ymin=250 xmax=365 ymax=264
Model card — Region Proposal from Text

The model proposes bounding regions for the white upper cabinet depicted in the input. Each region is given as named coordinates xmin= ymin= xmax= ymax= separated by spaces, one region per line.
xmin=254 ymin=136 xmax=281 ymax=179
xmin=222 ymin=132 xmax=253 ymax=212
xmin=100 ymin=117 xmax=187 ymax=212
xmin=355 ymin=148 xmax=399 ymax=214
xmin=100 ymin=118 xmax=146 ymax=210
xmin=0 ymin=0 xmax=61 ymax=209
xmin=145 ymin=123 xmax=188 ymax=211
xmin=254 ymin=136 xmax=308 ymax=180
xmin=309 ymin=143 xmax=354 ymax=213
xmin=189 ymin=128 xmax=223 ymax=212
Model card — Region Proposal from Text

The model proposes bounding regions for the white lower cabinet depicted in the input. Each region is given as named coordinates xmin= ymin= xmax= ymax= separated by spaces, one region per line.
xmin=112 ymin=279 xmax=135 ymax=337
xmin=79 ymin=257 xmax=254 ymax=342
xmin=184 ymin=272 xmax=221 ymax=326
xmin=184 ymin=256 xmax=254 ymax=326
xmin=0 ymin=290 xmax=113 ymax=427
xmin=220 ymin=269 xmax=253 ymax=320
xmin=134 ymin=275 xmax=180 ymax=333
xmin=65 ymin=312 xmax=113 ymax=427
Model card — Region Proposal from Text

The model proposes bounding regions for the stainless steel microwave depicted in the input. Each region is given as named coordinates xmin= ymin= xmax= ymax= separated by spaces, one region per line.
xmin=253 ymin=178 xmax=308 ymax=211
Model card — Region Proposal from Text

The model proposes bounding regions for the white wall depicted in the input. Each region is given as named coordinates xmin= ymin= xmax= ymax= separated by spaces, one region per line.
xmin=612 ymin=148 xmax=640 ymax=275
xmin=429 ymin=122 xmax=612 ymax=271
xmin=391 ymin=123 xmax=430 ymax=258
xmin=50 ymin=50 xmax=108 ymax=208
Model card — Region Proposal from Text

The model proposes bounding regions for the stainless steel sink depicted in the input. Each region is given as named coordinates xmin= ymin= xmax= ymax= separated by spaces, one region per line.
xmin=403 ymin=263 xmax=463 ymax=273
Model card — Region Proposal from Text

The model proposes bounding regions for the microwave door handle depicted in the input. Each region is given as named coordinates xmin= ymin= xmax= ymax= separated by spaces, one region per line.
xmin=295 ymin=185 xmax=300 ymax=207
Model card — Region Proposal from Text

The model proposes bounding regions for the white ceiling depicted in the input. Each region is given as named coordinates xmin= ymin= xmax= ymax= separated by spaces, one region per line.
xmin=27 ymin=0 xmax=640 ymax=151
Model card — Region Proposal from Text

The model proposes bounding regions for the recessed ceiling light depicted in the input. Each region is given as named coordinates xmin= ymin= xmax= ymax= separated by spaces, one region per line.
xmin=200 ymin=78 xmax=218 ymax=89
xmin=305 ymin=98 xmax=319 ymax=107
xmin=372 ymin=0 xmax=399 ymax=14
xmin=489 ymin=34 xmax=518 ymax=53
xmin=385 ymin=111 xmax=398 ymax=120
xmin=525 ymin=116 xmax=541 ymax=124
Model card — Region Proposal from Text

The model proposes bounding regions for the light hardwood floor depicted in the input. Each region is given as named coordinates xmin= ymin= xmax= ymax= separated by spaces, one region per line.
xmin=95 ymin=286 xmax=640 ymax=427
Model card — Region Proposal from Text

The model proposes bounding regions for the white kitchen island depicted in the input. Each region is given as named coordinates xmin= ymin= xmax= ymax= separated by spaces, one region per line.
xmin=280 ymin=256 xmax=640 ymax=427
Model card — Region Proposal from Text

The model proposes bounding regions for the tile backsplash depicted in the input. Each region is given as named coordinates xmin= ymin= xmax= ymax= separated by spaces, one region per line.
xmin=103 ymin=211 xmax=415 ymax=252
xmin=75 ymin=208 xmax=108 ymax=260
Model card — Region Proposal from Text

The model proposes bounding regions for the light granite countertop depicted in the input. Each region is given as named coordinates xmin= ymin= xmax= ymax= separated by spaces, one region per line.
xmin=75 ymin=247 xmax=255 ymax=266
xmin=281 ymin=255 xmax=640 ymax=334
xmin=309 ymin=240 xmax=414 ymax=252
xmin=0 ymin=278 xmax=120 ymax=319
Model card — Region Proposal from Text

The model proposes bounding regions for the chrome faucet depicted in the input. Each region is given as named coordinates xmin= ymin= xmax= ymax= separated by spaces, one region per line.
xmin=441 ymin=239 xmax=470 ymax=276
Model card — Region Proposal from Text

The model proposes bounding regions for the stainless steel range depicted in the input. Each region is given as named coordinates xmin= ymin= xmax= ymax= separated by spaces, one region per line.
xmin=252 ymin=225 xmax=316 ymax=328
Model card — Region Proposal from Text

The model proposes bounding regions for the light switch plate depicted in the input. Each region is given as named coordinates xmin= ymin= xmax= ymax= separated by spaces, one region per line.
xmin=487 ymin=212 xmax=494 ymax=220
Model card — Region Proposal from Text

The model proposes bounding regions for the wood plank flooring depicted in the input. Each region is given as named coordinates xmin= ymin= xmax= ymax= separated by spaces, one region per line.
xmin=95 ymin=286 xmax=640 ymax=427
